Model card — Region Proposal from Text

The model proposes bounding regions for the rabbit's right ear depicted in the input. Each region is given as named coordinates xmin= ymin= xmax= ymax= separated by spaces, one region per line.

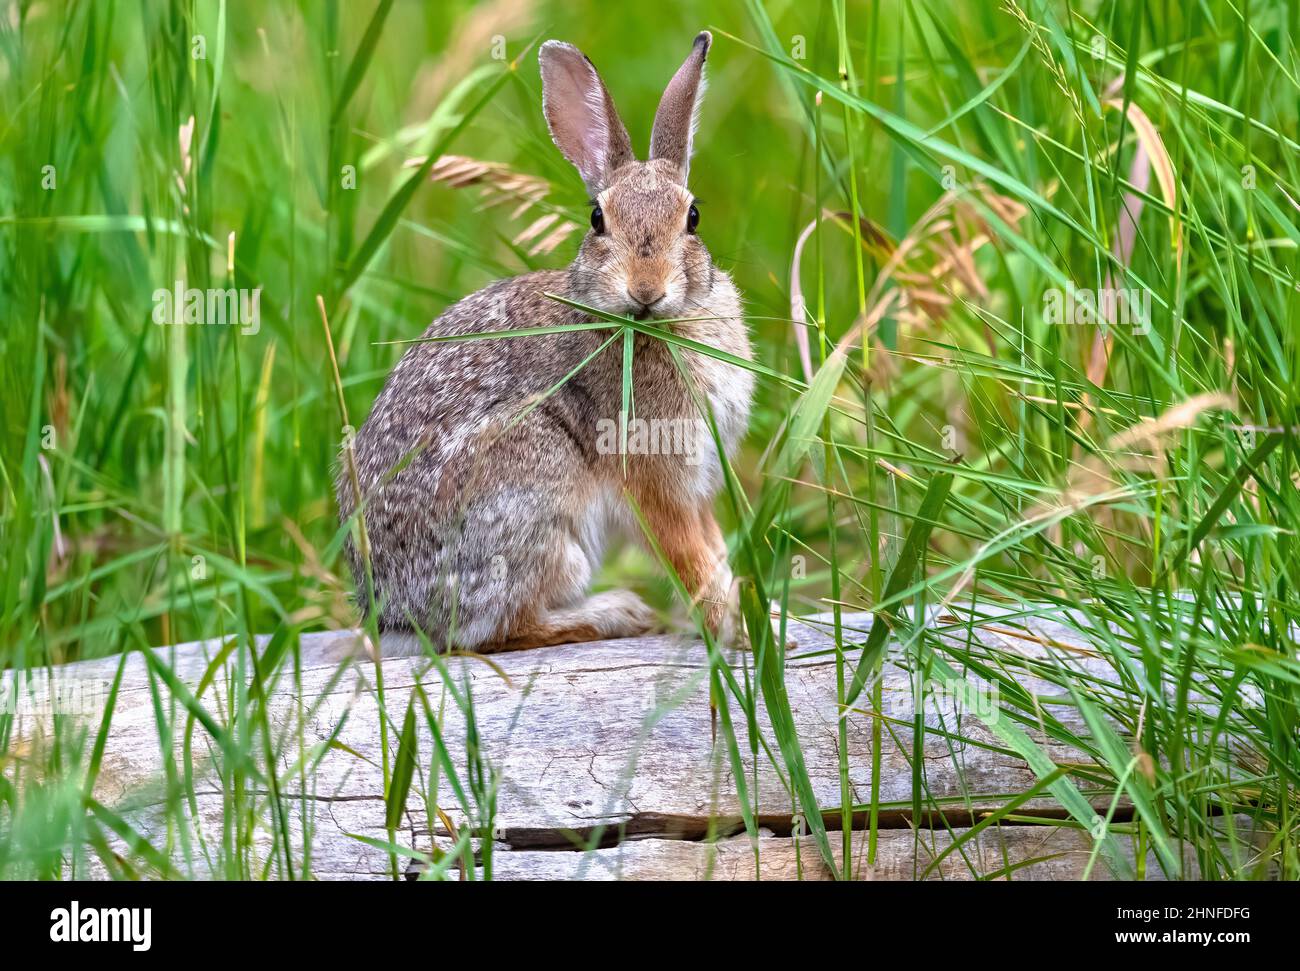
xmin=539 ymin=41 xmax=635 ymax=195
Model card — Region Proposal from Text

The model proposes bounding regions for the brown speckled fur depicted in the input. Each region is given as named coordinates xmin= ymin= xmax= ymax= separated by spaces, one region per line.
xmin=337 ymin=32 xmax=753 ymax=651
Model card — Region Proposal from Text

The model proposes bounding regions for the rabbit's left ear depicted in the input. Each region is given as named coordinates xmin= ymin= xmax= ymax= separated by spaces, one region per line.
xmin=649 ymin=31 xmax=711 ymax=183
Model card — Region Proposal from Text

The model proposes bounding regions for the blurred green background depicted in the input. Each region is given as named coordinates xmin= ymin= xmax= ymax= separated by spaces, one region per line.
xmin=3 ymin=0 xmax=1298 ymax=656
xmin=2 ymin=0 xmax=845 ymax=654
xmin=3 ymin=0 xmax=1299 ymax=881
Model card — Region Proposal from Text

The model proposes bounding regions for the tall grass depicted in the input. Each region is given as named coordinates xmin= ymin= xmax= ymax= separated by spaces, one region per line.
xmin=1 ymin=0 xmax=1297 ymax=879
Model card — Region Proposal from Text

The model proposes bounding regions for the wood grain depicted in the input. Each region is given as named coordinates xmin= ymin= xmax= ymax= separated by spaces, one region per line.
xmin=8 ymin=606 xmax=1224 ymax=880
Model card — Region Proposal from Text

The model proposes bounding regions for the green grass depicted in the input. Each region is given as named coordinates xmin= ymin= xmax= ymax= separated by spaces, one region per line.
xmin=1 ymin=0 xmax=1298 ymax=879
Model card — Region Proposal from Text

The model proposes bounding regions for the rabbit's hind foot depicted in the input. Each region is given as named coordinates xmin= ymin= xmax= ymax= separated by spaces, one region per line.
xmin=483 ymin=590 xmax=660 ymax=653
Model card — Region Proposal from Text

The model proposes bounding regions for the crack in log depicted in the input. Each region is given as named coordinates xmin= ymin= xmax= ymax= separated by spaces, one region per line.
xmin=414 ymin=804 xmax=1141 ymax=852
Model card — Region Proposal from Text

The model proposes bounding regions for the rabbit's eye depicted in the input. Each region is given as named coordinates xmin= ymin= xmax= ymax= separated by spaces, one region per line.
xmin=686 ymin=203 xmax=700 ymax=234
xmin=590 ymin=206 xmax=605 ymax=235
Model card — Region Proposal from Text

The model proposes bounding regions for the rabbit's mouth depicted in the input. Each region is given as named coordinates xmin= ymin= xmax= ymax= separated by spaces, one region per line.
xmin=629 ymin=297 xmax=667 ymax=321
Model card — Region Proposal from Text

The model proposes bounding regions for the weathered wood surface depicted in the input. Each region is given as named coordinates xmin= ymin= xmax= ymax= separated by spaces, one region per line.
xmin=6 ymin=606 xmax=1249 ymax=880
xmin=456 ymin=829 xmax=1146 ymax=882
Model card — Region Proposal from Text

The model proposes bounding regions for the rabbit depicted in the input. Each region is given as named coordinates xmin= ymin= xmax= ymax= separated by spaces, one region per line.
xmin=336 ymin=31 xmax=753 ymax=653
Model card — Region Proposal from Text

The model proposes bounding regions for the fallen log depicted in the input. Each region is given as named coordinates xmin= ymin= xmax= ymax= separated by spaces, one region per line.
xmin=3 ymin=607 xmax=1260 ymax=880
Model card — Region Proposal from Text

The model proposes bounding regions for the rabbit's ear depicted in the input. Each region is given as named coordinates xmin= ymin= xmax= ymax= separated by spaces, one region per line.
xmin=649 ymin=32 xmax=710 ymax=183
xmin=539 ymin=41 xmax=635 ymax=194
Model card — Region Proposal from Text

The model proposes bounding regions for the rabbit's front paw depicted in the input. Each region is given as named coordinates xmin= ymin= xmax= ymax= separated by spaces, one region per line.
xmin=696 ymin=568 xmax=799 ymax=652
xmin=698 ymin=571 xmax=743 ymax=648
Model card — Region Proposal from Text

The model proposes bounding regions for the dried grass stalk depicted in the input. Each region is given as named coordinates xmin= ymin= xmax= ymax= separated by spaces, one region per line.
xmin=406 ymin=153 xmax=580 ymax=256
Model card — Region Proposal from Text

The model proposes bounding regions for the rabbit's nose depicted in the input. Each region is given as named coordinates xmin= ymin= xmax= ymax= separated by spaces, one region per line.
xmin=627 ymin=283 xmax=665 ymax=309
